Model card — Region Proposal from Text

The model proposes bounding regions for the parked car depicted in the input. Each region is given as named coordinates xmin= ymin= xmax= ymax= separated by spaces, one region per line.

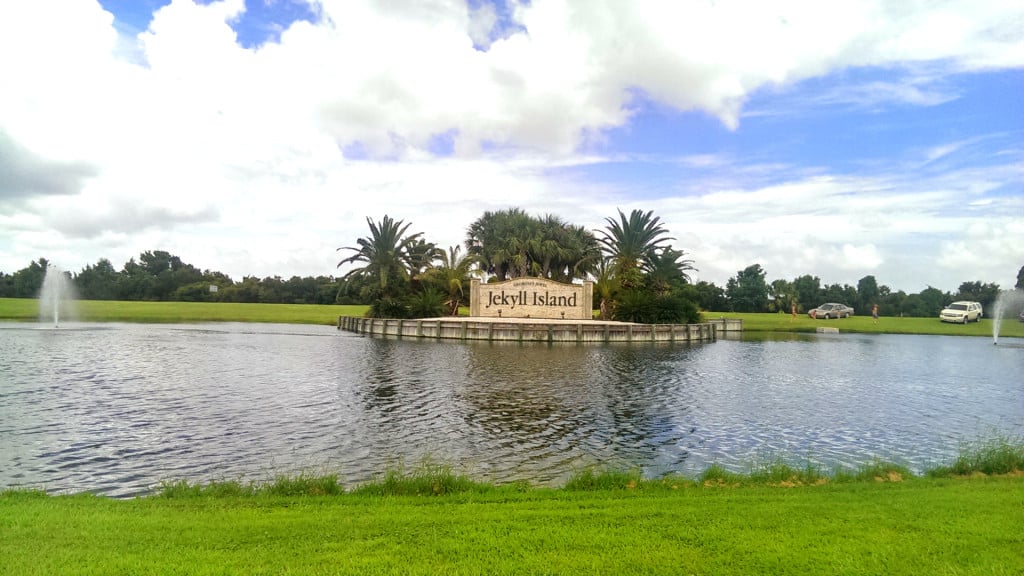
xmin=808 ymin=303 xmax=854 ymax=319
xmin=939 ymin=301 xmax=983 ymax=324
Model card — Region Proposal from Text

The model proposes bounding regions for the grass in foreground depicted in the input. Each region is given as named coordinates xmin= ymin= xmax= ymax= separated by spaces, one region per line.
xmin=3 ymin=444 xmax=1023 ymax=576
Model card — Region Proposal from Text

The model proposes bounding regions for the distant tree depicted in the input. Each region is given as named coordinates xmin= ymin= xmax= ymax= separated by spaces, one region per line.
xmin=134 ymin=250 xmax=182 ymax=298
xmin=769 ymin=278 xmax=795 ymax=313
xmin=1017 ymin=265 xmax=1024 ymax=290
xmin=116 ymin=257 xmax=155 ymax=300
xmin=691 ymin=280 xmax=728 ymax=312
xmin=792 ymin=275 xmax=823 ymax=310
xmin=218 ymin=276 xmax=262 ymax=303
xmin=75 ymin=258 xmax=120 ymax=300
xmin=902 ymin=286 xmax=947 ymax=317
xmin=11 ymin=258 xmax=48 ymax=298
xmin=316 ymin=277 xmax=342 ymax=305
xmin=955 ymin=281 xmax=1001 ymax=311
xmin=257 ymin=276 xmax=286 ymax=304
xmin=139 ymin=250 xmax=177 ymax=276
xmin=857 ymin=275 xmax=880 ymax=313
xmin=283 ymin=275 xmax=319 ymax=304
xmin=891 ymin=290 xmax=909 ymax=317
xmin=0 ymin=272 xmax=13 ymax=297
xmin=174 ymin=282 xmax=216 ymax=302
xmin=202 ymin=270 xmax=235 ymax=286
xmin=822 ymin=283 xmax=858 ymax=308
xmin=726 ymin=264 xmax=769 ymax=312
xmin=334 ymin=274 xmax=375 ymax=305
xmin=876 ymin=284 xmax=902 ymax=317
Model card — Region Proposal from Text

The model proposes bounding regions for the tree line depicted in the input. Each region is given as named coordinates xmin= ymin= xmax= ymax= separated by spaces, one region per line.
xmin=720 ymin=263 xmax=1022 ymax=318
xmin=3 ymin=209 xmax=1022 ymax=321
xmin=0 ymin=252 xmax=344 ymax=305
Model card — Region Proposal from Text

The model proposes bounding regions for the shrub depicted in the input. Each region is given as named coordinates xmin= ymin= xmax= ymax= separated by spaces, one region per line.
xmin=612 ymin=289 xmax=700 ymax=324
xmin=405 ymin=287 xmax=447 ymax=319
xmin=368 ymin=297 xmax=408 ymax=318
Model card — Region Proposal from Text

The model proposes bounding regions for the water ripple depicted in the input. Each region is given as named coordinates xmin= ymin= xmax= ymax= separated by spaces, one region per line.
xmin=1 ymin=323 xmax=1022 ymax=496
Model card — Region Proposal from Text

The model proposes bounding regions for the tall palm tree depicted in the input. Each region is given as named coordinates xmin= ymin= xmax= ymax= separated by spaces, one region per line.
xmin=597 ymin=208 xmax=674 ymax=284
xmin=337 ymin=215 xmax=423 ymax=298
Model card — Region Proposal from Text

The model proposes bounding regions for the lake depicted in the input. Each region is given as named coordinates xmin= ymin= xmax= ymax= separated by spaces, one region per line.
xmin=1 ymin=322 xmax=1021 ymax=497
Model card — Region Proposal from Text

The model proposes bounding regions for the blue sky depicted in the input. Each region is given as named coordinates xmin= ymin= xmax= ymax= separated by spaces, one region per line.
xmin=0 ymin=0 xmax=1021 ymax=294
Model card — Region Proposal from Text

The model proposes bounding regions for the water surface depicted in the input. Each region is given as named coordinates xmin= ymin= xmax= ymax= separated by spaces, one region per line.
xmin=1 ymin=322 xmax=1021 ymax=496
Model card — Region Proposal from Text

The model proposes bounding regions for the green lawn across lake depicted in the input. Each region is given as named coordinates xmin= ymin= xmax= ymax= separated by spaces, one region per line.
xmin=0 ymin=298 xmax=363 ymax=325
xmin=2 ymin=297 xmax=1023 ymax=338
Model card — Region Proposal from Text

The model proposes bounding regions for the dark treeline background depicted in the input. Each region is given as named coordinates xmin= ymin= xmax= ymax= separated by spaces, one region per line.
xmin=2 ymin=250 xmax=1020 ymax=318
xmin=0 ymin=252 xmax=349 ymax=305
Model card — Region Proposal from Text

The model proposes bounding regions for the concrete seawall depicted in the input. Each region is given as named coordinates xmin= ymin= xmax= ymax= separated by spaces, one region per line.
xmin=338 ymin=316 xmax=741 ymax=343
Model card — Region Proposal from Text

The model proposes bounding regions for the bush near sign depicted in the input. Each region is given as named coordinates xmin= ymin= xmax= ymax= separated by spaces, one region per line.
xmin=470 ymin=278 xmax=593 ymax=320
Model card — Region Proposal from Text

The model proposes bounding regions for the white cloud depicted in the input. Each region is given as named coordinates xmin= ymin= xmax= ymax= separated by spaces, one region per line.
xmin=0 ymin=0 xmax=1022 ymax=292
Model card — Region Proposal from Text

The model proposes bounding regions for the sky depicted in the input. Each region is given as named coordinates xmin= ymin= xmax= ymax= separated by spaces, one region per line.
xmin=1 ymin=0 xmax=1022 ymax=294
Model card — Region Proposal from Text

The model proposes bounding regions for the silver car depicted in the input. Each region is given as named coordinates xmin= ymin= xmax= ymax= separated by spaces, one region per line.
xmin=808 ymin=303 xmax=854 ymax=319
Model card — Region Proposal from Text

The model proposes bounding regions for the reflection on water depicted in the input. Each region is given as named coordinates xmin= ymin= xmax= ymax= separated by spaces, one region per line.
xmin=1 ymin=322 xmax=1021 ymax=496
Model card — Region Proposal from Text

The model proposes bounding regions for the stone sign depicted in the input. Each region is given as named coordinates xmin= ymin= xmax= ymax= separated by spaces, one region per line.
xmin=469 ymin=278 xmax=594 ymax=319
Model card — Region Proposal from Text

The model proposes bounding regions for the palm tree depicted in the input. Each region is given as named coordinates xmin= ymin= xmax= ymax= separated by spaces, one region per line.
xmin=337 ymin=215 xmax=423 ymax=298
xmin=533 ymin=214 xmax=601 ymax=282
xmin=465 ymin=208 xmax=536 ymax=281
xmin=466 ymin=209 xmax=600 ymax=283
xmin=420 ymin=245 xmax=480 ymax=315
xmin=562 ymin=223 xmax=602 ymax=282
xmin=597 ymin=209 xmax=674 ymax=283
xmin=406 ymin=238 xmax=442 ymax=278
xmin=643 ymin=246 xmax=697 ymax=294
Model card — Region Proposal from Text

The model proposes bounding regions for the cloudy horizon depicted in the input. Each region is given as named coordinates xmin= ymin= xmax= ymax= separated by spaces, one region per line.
xmin=1 ymin=0 xmax=1021 ymax=293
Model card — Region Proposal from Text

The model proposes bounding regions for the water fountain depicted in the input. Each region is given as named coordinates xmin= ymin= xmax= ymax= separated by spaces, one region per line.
xmin=39 ymin=265 xmax=77 ymax=327
xmin=991 ymin=289 xmax=1024 ymax=345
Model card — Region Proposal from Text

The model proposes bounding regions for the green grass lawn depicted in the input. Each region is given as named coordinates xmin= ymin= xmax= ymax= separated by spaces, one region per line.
xmin=5 ymin=297 xmax=1022 ymax=338
xmin=0 ymin=298 xmax=364 ymax=325
xmin=3 ymin=475 xmax=1022 ymax=576
xmin=712 ymin=310 xmax=1024 ymax=338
